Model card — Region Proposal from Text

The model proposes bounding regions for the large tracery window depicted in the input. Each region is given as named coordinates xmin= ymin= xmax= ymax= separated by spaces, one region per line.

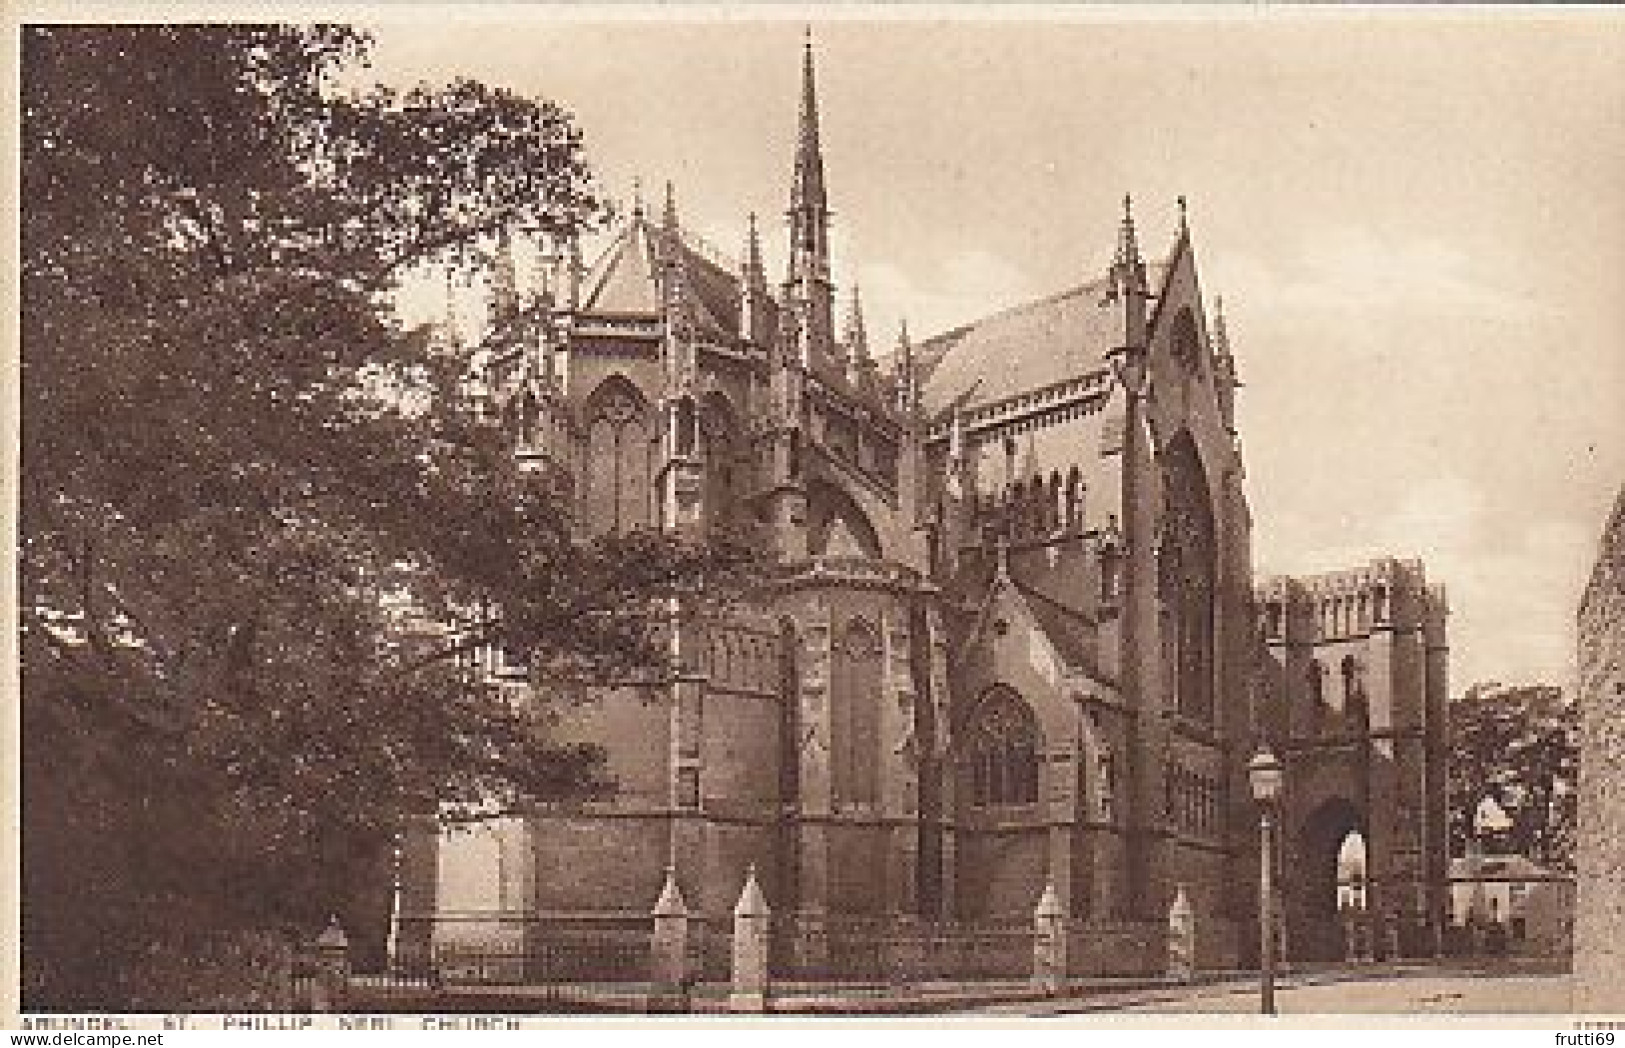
xmin=962 ymin=686 xmax=1041 ymax=807
xmin=699 ymin=391 xmax=742 ymax=537
xmin=1158 ymin=433 xmax=1218 ymax=724
xmin=583 ymin=376 xmax=654 ymax=535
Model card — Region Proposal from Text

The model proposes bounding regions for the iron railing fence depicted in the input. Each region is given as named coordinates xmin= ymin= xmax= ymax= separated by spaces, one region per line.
xmin=287 ymin=957 xmax=320 ymax=1012
xmin=388 ymin=912 xmax=1042 ymax=989
xmin=769 ymin=915 xmax=1034 ymax=984
xmin=1060 ymin=920 xmax=1164 ymax=978
xmin=390 ymin=914 xmax=651 ymax=986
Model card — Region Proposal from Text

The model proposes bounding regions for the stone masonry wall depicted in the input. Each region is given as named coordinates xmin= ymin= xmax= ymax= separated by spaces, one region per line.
xmin=1575 ymin=487 xmax=1625 ymax=1012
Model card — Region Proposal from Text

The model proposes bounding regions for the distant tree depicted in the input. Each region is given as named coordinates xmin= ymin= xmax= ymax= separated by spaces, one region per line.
xmin=21 ymin=25 xmax=755 ymax=1008
xmin=1447 ymin=682 xmax=1579 ymax=871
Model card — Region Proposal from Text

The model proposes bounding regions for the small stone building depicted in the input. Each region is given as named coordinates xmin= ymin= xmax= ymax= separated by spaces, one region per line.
xmin=1448 ymin=849 xmax=1574 ymax=958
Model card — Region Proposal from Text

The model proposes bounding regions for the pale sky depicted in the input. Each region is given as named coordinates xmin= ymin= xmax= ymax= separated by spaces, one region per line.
xmin=365 ymin=11 xmax=1625 ymax=694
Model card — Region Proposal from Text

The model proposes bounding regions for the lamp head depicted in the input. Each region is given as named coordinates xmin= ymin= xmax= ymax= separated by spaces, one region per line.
xmin=1107 ymin=343 xmax=1149 ymax=398
xmin=1248 ymin=748 xmax=1285 ymax=805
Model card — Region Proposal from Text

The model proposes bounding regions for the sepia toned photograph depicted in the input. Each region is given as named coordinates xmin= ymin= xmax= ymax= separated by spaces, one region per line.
xmin=12 ymin=8 xmax=1625 ymax=1025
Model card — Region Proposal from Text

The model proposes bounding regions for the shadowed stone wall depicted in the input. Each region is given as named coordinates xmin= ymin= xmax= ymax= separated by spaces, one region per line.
xmin=1575 ymin=487 xmax=1625 ymax=1012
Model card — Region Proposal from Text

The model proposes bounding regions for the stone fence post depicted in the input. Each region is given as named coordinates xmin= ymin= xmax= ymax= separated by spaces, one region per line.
xmin=649 ymin=866 xmax=692 ymax=1012
xmin=730 ymin=865 xmax=771 ymax=1013
xmin=309 ymin=917 xmax=350 ymax=1013
xmin=1166 ymin=884 xmax=1195 ymax=983
xmin=1031 ymin=880 xmax=1066 ymax=995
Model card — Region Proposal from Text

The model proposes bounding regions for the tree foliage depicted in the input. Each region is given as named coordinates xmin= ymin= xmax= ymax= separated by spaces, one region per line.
xmin=21 ymin=25 xmax=754 ymax=1007
xmin=1447 ymin=682 xmax=1579 ymax=872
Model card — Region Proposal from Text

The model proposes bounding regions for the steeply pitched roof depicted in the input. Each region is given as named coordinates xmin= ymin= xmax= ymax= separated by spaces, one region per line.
xmin=685 ymin=245 xmax=750 ymax=340
xmin=955 ymin=551 xmax=1105 ymax=685
xmin=578 ymin=215 xmax=766 ymax=342
xmin=912 ymin=262 xmax=1168 ymax=417
xmin=580 ymin=217 xmax=663 ymax=316
xmin=1016 ymin=580 xmax=1099 ymax=678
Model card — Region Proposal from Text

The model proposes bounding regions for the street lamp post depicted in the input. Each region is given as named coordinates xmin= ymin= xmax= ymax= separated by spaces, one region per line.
xmin=1248 ymin=748 xmax=1285 ymax=1016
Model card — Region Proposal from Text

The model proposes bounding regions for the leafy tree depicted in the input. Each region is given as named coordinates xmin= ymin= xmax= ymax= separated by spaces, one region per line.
xmin=21 ymin=25 xmax=755 ymax=1007
xmin=1447 ymin=682 xmax=1579 ymax=871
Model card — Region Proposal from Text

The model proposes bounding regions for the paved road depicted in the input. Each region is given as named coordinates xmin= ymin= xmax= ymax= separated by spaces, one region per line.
xmin=1120 ymin=973 xmax=1573 ymax=1014
xmin=972 ymin=971 xmax=1575 ymax=1016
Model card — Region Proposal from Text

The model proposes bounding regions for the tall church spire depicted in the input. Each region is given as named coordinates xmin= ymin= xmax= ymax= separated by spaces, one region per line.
xmin=791 ymin=26 xmax=828 ymax=228
xmin=784 ymin=28 xmax=835 ymax=363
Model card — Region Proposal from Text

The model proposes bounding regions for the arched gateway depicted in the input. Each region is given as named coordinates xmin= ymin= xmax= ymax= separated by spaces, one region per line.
xmin=1258 ymin=560 xmax=1451 ymax=962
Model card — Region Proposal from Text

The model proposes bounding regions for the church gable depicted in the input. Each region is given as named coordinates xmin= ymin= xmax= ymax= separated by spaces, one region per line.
xmin=963 ymin=561 xmax=1090 ymax=693
xmin=1143 ymin=234 xmax=1237 ymax=462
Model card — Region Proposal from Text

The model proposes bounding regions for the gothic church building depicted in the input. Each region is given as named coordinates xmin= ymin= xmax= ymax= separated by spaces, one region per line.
xmin=396 ymin=40 xmax=1451 ymax=973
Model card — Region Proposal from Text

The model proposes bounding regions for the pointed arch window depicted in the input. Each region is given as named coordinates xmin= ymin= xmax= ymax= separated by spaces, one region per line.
xmin=584 ymin=377 xmax=654 ymax=535
xmin=1158 ymin=433 xmax=1217 ymax=724
xmin=962 ymin=686 xmax=1040 ymax=806
xmin=700 ymin=391 xmax=742 ymax=536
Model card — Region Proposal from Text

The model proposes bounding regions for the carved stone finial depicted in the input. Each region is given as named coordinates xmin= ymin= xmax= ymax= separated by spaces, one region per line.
xmin=662 ymin=179 xmax=680 ymax=236
xmin=1034 ymin=880 xmax=1064 ymax=920
xmin=1115 ymin=193 xmax=1141 ymax=268
xmin=653 ymin=864 xmax=689 ymax=917
xmin=844 ymin=282 xmax=869 ymax=364
xmin=733 ymin=864 xmax=770 ymax=918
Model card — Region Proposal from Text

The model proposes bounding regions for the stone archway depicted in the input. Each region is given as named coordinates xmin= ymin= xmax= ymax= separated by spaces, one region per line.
xmin=1288 ymin=796 xmax=1365 ymax=961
